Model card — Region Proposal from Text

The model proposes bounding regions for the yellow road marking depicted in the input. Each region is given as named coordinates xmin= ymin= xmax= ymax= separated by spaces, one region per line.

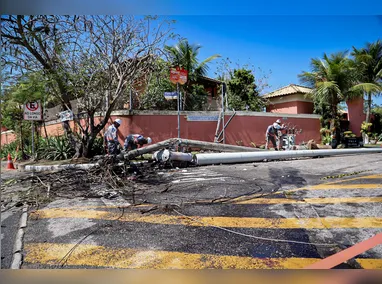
xmin=31 ymin=208 xmax=382 ymax=229
xmin=226 ymin=176 xmax=382 ymax=201
xmin=235 ymin=197 xmax=382 ymax=205
xmin=323 ymin=174 xmax=382 ymax=185
xmin=306 ymin=184 xmax=382 ymax=190
xmin=284 ymin=183 xmax=382 ymax=194
xmin=23 ymin=243 xmax=382 ymax=269
xmin=356 ymin=258 xmax=382 ymax=269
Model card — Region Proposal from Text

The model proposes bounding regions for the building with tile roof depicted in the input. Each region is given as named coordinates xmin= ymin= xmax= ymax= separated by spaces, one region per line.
xmin=262 ymin=84 xmax=314 ymax=114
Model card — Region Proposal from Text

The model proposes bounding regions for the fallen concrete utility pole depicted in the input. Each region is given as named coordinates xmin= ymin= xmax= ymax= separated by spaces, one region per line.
xmin=125 ymin=138 xmax=262 ymax=160
xmin=177 ymin=138 xmax=262 ymax=153
xmin=153 ymin=149 xmax=193 ymax=162
xmin=124 ymin=138 xmax=178 ymax=160
xmin=195 ymin=148 xmax=382 ymax=166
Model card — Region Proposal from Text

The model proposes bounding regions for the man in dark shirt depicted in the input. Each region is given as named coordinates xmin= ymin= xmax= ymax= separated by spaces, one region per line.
xmin=124 ymin=134 xmax=152 ymax=151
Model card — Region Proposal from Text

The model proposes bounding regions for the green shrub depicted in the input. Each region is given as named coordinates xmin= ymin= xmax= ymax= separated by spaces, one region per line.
xmin=0 ymin=141 xmax=20 ymax=160
xmin=38 ymin=136 xmax=75 ymax=160
xmin=322 ymin=134 xmax=332 ymax=144
xmin=90 ymin=136 xmax=105 ymax=156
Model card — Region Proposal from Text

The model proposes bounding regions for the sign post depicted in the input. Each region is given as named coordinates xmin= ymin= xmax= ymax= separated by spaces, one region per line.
xmin=177 ymin=83 xmax=180 ymax=138
xmin=169 ymin=67 xmax=188 ymax=138
xmin=24 ymin=101 xmax=42 ymax=157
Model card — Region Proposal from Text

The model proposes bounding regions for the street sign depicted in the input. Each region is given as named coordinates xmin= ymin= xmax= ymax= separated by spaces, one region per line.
xmin=59 ymin=110 xmax=74 ymax=122
xmin=170 ymin=67 xmax=188 ymax=85
xmin=24 ymin=101 xmax=42 ymax=120
xmin=187 ymin=115 xmax=219 ymax=121
xmin=164 ymin=92 xmax=178 ymax=100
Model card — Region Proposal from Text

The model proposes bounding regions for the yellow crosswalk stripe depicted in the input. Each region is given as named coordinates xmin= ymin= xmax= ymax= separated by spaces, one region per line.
xmin=307 ymin=184 xmax=382 ymax=190
xmin=284 ymin=183 xmax=382 ymax=194
xmin=324 ymin=174 xmax=382 ymax=185
xmin=23 ymin=243 xmax=382 ymax=269
xmin=356 ymin=258 xmax=382 ymax=269
xmin=31 ymin=208 xmax=382 ymax=229
xmin=235 ymin=197 xmax=382 ymax=205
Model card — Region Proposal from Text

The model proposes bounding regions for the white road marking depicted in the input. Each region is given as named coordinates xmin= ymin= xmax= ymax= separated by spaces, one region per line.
xmin=172 ymin=177 xmax=226 ymax=184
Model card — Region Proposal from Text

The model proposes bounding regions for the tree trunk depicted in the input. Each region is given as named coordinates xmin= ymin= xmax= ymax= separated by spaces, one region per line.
xmin=330 ymin=104 xmax=337 ymax=131
xmin=82 ymin=135 xmax=96 ymax=158
xmin=365 ymin=92 xmax=371 ymax=123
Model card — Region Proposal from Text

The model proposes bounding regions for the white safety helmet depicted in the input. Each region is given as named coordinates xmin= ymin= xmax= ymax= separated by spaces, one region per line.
xmin=147 ymin=137 xmax=152 ymax=144
xmin=276 ymin=119 xmax=281 ymax=124
xmin=114 ymin=118 xmax=122 ymax=125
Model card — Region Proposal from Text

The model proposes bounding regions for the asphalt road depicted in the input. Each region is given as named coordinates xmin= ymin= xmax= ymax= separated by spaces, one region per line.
xmin=1 ymin=208 xmax=22 ymax=268
xmin=19 ymin=153 xmax=382 ymax=269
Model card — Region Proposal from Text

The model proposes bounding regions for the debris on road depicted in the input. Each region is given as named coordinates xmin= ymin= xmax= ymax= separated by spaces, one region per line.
xmin=2 ymin=138 xmax=381 ymax=212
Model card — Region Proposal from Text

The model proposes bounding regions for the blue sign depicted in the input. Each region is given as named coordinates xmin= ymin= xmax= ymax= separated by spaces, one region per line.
xmin=187 ymin=115 xmax=219 ymax=121
xmin=164 ymin=92 xmax=178 ymax=100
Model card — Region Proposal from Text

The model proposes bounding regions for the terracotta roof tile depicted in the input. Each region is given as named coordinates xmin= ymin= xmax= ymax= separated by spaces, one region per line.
xmin=262 ymin=84 xmax=313 ymax=98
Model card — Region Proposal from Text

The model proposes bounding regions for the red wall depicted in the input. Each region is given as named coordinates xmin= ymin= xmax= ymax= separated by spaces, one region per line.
xmin=297 ymin=101 xmax=314 ymax=114
xmin=346 ymin=98 xmax=366 ymax=136
xmin=1 ymin=131 xmax=17 ymax=146
xmin=267 ymin=101 xmax=314 ymax=115
xmin=109 ymin=113 xmax=321 ymax=147
xmin=4 ymin=112 xmax=321 ymax=147
xmin=267 ymin=102 xmax=298 ymax=114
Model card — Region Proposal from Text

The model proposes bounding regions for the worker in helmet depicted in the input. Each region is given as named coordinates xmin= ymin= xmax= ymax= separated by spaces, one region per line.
xmin=265 ymin=119 xmax=285 ymax=150
xmin=104 ymin=119 xmax=123 ymax=155
xmin=124 ymin=134 xmax=152 ymax=151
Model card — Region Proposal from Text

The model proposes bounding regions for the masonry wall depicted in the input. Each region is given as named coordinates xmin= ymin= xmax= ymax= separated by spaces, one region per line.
xmin=41 ymin=111 xmax=321 ymax=147
xmin=346 ymin=98 xmax=366 ymax=136
xmin=1 ymin=131 xmax=17 ymax=146
xmin=297 ymin=101 xmax=314 ymax=114
xmin=266 ymin=102 xmax=298 ymax=114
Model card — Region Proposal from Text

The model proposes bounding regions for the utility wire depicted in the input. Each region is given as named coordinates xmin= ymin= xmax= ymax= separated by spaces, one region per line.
xmin=173 ymin=209 xmax=336 ymax=247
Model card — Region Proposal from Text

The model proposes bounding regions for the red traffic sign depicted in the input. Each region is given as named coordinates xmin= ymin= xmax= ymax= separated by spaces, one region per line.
xmin=24 ymin=101 xmax=42 ymax=121
xmin=170 ymin=67 xmax=188 ymax=85
xmin=26 ymin=101 xmax=39 ymax=111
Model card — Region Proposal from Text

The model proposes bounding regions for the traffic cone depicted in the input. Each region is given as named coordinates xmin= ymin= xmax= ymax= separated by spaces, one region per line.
xmin=7 ymin=153 xmax=16 ymax=170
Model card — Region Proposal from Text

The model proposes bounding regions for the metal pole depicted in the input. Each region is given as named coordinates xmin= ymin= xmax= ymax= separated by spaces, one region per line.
xmin=195 ymin=148 xmax=382 ymax=166
xmin=129 ymin=88 xmax=132 ymax=111
xmin=221 ymin=83 xmax=225 ymax=144
xmin=177 ymin=83 xmax=180 ymax=138
xmin=31 ymin=120 xmax=35 ymax=157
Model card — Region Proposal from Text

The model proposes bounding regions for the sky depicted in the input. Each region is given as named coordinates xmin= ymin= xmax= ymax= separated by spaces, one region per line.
xmin=2 ymin=1 xmax=381 ymax=104
xmin=166 ymin=15 xmax=382 ymax=104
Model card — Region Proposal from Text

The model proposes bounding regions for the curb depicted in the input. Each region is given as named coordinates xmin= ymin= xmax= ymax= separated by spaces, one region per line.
xmin=10 ymin=205 xmax=28 ymax=269
xmin=23 ymin=163 xmax=98 ymax=172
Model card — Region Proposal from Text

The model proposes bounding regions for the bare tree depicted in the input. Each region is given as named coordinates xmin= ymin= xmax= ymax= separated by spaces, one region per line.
xmin=1 ymin=15 xmax=173 ymax=157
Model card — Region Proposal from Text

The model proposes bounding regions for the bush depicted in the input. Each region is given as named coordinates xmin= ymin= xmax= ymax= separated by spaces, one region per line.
xmin=0 ymin=141 xmax=20 ymax=160
xmin=37 ymin=136 xmax=75 ymax=160
xmin=90 ymin=136 xmax=105 ymax=156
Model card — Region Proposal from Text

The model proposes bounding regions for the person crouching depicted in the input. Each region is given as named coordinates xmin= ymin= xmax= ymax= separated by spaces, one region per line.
xmin=124 ymin=134 xmax=152 ymax=151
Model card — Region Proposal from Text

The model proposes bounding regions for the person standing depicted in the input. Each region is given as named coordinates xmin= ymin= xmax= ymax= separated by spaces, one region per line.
xmin=104 ymin=119 xmax=122 ymax=155
xmin=265 ymin=119 xmax=284 ymax=150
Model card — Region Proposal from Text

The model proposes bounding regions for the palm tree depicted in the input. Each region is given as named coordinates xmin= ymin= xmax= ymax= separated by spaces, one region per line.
xmin=164 ymin=39 xmax=220 ymax=109
xmin=351 ymin=40 xmax=382 ymax=123
xmin=299 ymin=52 xmax=359 ymax=132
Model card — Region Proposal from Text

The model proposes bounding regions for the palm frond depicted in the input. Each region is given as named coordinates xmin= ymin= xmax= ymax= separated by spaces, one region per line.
xmin=351 ymin=82 xmax=382 ymax=94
